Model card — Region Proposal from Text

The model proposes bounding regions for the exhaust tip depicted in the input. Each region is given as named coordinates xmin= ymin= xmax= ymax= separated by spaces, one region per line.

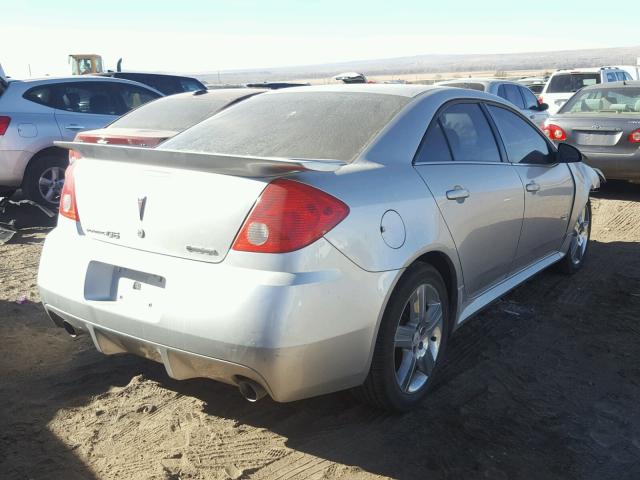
xmin=62 ymin=321 xmax=78 ymax=338
xmin=237 ymin=379 xmax=267 ymax=403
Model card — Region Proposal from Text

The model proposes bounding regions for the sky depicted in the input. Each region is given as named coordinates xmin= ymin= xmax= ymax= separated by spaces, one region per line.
xmin=2 ymin=0 xmax=639 ymax=78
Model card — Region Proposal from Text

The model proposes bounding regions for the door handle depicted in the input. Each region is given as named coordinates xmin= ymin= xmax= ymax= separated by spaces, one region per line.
xmin=65 ymin=124 xmax=85 ymax=131
xmin=446 ymin=186 xmax=470 ymax=200
xmin=526 ymin=182 xmax=540 ymax=192
xmin=529 ymin=115 xmax=535 ymax=120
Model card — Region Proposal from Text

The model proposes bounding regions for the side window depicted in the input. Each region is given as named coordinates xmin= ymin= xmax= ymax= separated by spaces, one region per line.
xmin=179 ymin=78 xmax=203 ymax=92
xmin=57 ymin=82 xmax=119 ymax=115
xmin=439 ymin=103 xmax=501 ymax=163
xmin=615 ymin=72 xmax=626 ymax=81
xmin=23 ymin=86 xmax=57 ymax=108
xmin=606 ymin=72 xmax=617 ymax=82
xmin=503 ymin=84 xmax=525 ymax=109
xmin=520 ymin=87 xmax=539 ymax=110
xmin=487 ymin=105 xmax=552 ymax=165
xmin=112 ymin=84 xmax=160 ymax=114
xmin=415 ymin=120 xmax=453 ymax=163
xmin=497 ymin=84 xmax=507 ymax=100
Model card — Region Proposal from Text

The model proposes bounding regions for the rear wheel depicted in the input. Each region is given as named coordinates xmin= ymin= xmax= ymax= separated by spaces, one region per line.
xmin=22 ymin=154 xmax=68 ymax=207
xmin=557 ymin=201 xmax=591 ymax=274
xmin=358 ymin=263 xmax=451 ymax=411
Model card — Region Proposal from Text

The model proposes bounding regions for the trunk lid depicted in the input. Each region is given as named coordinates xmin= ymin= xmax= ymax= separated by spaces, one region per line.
xmin=552 ymin=115 xmax=640 ymax=154
xmin=57 ymin=142 xmax=345 ymax=263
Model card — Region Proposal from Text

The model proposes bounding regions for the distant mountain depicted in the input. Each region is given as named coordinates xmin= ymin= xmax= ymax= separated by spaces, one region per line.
xmin=193 ymin=45 xmax=640 ymax=84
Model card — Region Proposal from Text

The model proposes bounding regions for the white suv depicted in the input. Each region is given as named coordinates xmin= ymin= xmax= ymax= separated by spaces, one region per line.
xmin=0 ymin=76 xmax=161 ymax=205
xmin=540 ymin=67 xmax=633 ymax=114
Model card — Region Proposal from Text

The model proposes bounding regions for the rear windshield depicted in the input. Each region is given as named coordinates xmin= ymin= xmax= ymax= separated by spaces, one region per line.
xmin=442 ymin=82 xmax=486 ymax=91
xmin=547 ymin=73 xmax=600 ymax=93
xmin=560 ymin=87 xmax=640 ymax=114
xmin=162 ymin=92 xmax=411 ymax=162
xmin=110 ymin=90 xmax=259 ymax=131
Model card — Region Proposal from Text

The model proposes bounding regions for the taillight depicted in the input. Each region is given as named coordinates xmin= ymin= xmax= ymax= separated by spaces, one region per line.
xmin=628 ymin=128 xmax=640 ymax=143
xmin=232 ymin=178 xmax=349 ymax=253
xmin=59 ymin=163 xmax=79 ymax=221
xmin=0 ymin=116 xmax=10 ymax=135
xmin=543 ymin=124 xmax=567 ymax=141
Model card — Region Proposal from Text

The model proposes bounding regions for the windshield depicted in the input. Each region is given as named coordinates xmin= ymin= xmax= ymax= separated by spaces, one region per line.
xmin=110 ymin=90 xmax=260 ymax=131
xmin=560 ymin=87 xmax=640 ymax=114
xmin=162 ymin=91 xmax=411 ymax=162
xmin=547 ymin=73 xmax=600 ymax=93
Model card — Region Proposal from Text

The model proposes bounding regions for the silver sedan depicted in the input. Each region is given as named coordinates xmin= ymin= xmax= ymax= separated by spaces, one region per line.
xmin=38 ymin=85 xmax=599 ymax=411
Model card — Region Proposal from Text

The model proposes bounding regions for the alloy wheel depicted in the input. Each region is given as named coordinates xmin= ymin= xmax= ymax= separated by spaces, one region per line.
xmin=38 ymin=166 xmax=66 ymax=204
xmin=393 ymin=283 xmax=443 ymax=394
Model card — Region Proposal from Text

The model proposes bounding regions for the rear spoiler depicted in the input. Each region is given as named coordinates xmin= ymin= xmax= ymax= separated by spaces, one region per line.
xmin=54 ymin=142 xmax=346 ymax=177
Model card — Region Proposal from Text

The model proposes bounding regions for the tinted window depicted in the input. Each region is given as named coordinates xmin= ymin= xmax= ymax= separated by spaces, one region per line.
xmin=606 ymin=72 xmax=617 ymax=82
xmin=115 ymin=73 xmax=180 ymax=95
xmin=179 ymin=78 xmax=204 ymax=92
xmin=547 ymin=73 xmax=600 ymax=93
xmin=24 ymin=86 xmax=56 ymax=108
xmin=111 ymin=83 xmax=159 ymax=113
xmin=439 ymin=103 xmax=501 ymax=162
xmin=415 ymin=120 xmax=452 ymax=163
xmin=521 ymin=87 xmax=539 ymax=109
xmin=112 ymin=90 xmax=260 ymax=131
xmin=488 ymin=105 xmax=552 ymax=164
xmin=497 ymin=84 xmax=525 ymax=109
xmin=163 ymin=92 xmax=411 ymax=162
xmin=57 ymin=82 xmax=120 ymax=115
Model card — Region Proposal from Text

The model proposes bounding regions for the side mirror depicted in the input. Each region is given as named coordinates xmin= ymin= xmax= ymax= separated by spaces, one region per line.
xmin=537 ymin=102 xmax=549 ymax=112
xmin=557 ymin=142 xmax=582 ymax=163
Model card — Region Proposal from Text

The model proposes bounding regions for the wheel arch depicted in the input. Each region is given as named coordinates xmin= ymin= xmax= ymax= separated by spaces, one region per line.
xmin=362 ymin=248 xmax=460 ymax=383
xmin=21 ymin=146 xmax=69 ymax=187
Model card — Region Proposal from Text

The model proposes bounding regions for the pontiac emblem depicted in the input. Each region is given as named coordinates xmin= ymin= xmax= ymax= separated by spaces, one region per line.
xmin=137 ymin=196 xmax=147 ymax=221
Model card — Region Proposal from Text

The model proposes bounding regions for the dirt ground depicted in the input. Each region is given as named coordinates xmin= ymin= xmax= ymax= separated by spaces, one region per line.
xmin=1 ymin=183 xmax=639 ymax=480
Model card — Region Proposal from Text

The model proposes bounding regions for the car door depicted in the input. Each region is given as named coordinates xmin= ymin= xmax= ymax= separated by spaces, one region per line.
xmin=519 ymin=85 xmax=548 ymax=127
xmin=414 ymin=102 xmax=525 ymax=297
xmin=486 ymin=104 xmax=574 ymax=271
xmin=53 ymin=81 xmax=121 ymax=141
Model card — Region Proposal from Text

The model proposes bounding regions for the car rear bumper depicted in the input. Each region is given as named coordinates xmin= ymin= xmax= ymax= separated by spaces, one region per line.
xmin=0 ymin=149 xmax=31 ymax=187
xmin=582 ymin=151 xmax=640 ymax=181
xmin=38 ymin=221 xmax=398 ymax=402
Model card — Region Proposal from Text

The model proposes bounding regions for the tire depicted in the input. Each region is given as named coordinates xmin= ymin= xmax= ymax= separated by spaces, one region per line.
xmin=557 ymin=200 xmax=591 ymax=274
xmin=22 ymin=154 xmax=68 ymax=207
xmin=357 ymin=263 xmax=451 ymax=411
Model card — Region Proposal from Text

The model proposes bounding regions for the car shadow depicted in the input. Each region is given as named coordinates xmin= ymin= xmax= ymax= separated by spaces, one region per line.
xmin=592 ymin=180 xmax=640 ymax=202
xmin=4 ymin=240 xmax=639 ymax=479
xmin=148 ymin=239 xmax=640 ymax=479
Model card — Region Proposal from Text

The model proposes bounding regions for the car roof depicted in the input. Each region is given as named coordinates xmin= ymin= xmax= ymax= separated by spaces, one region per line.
xmin=437 ymin=78 xmax=526 ymax=87
xmin=553 ymin=67 xmax=624 ymax=74
xmin=260 ymin=83 xmax=437 ymax=97
xmin=4 ymin=75 xmax=163 ymax=95
xmin=581 ymin=80 xmax=640 ymax=90
xmin=101 ymin=71 xmax=201 ymax=81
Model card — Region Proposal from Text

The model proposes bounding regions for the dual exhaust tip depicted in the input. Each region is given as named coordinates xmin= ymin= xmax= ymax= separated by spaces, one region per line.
xmin=56 ymin=312 xmax=268 ymax=403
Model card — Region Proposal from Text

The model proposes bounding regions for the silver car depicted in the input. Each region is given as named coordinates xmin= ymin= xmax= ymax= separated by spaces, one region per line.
xmin=0 ymin=76 xmax=161 ymax=205
xmin=543 ymin=81 xmax=640 ymax=182
xmin=437 ymin=78 xmax=550 ymax=127
xmin=38 ymin=85 xmax=599 ymax=411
